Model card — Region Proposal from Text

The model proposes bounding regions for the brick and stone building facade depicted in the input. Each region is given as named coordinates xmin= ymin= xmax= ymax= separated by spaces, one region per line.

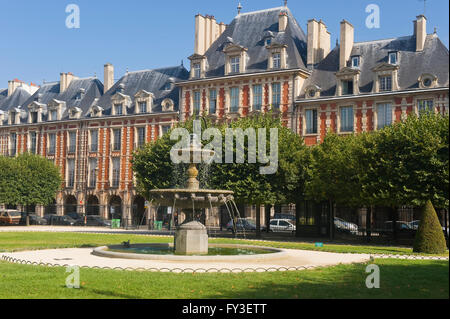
xmin=0 ymin=4 xmax=448 ymax=228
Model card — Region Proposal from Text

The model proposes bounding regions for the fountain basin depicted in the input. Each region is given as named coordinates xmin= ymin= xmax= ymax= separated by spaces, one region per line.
xmin=92 ymin=243 xmax=287 ymax=261
xmin=148 ymin=189 xmax=234 ymax=209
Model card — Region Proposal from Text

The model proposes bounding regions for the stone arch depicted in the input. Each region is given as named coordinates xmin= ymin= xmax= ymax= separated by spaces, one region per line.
xmin=64 ymin=195 xmax=78 ymax=216
xmin=132 ymin=195 xmax=146 ymax=226
xmin=109 ymin=195 xmax=122 ymax=220
xmin=86 ymin=195 xmax=100 ymax=216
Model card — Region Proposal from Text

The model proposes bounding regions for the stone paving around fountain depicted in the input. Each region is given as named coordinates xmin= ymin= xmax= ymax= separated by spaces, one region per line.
xmin=0 ymin=247 xmax=372 ymax=273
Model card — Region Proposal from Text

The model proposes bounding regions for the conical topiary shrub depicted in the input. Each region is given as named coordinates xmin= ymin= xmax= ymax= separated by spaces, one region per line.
xmin=413 ymin=200 xmax=447 ymax=254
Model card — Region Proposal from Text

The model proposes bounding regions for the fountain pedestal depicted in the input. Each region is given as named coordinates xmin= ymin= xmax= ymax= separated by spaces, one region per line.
xmin=174 ymin=221 xmax=208 ymax=255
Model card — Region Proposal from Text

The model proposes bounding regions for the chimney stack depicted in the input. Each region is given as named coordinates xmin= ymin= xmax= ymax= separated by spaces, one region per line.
xmin=414 ymin=15 xmax=427 ymax=51
xmin=307 ymin=19 xmax=331 ymax=67
xmin=104 ymin=63 xmax=114 ymax=93
xmin=60 ymin=72 xmax=77 ymax=93
xmin=194 ymin=14 xmax=226 ymax=55
xmin=279 ymin=11 xmax=288 ymax=32
xmin=7 ymin=79 xmax=39 ymax=97
xmin=339 ymin=20 xmax=354 ymax=69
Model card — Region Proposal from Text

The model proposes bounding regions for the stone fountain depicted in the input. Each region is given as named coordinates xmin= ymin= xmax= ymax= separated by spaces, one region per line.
xmin=148 ymin=134 xmax=234 ymax=255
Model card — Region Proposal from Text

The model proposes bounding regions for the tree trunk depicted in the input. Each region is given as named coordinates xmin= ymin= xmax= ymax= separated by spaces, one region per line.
xmin=366 ymin=206 xmax=372 ymax=243
xmin=329 ymin=200 xmax=335 ymax=240
xmin=266 ymin=205 xmax=273 ymax=233
xmin=256 ymin=205 xmax=261 ymax=239
xmin=392 ymin=206 xmax=398 ymax=241
xmin=295 ymin=201 xmax=301 ymax=238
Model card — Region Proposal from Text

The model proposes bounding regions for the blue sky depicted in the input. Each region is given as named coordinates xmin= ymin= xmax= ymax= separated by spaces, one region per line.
xmin=0 ymin=0 xmax=448 ymax=87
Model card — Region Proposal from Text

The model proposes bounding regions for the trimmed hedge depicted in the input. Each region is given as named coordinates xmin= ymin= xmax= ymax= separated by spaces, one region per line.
xmin=413 ymin=201 xmax=447 ymax=254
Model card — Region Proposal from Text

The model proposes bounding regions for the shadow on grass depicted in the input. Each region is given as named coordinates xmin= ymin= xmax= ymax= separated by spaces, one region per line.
xmin=199 ymin=261 xmax=449 ymax=299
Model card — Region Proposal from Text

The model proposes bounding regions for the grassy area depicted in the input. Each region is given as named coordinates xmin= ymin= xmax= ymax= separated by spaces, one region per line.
xmin=0 ymin=232 xmax=448 ymax=256
xmin=0 ymin=259 xmax=447 ymax=299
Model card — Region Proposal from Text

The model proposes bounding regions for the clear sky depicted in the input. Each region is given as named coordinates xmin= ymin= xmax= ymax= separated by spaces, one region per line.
xmin=0 ymin=0 xmax=448 ymax=87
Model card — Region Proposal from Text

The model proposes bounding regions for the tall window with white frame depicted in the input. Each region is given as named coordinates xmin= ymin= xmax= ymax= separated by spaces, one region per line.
xmin=272 ymin=83 xmax=281 ymax=109
xmin=379 ymin=76 xmax=392 ymax=92
xmin=90 ymin=130 xmax=98 ymax=152
xmin=137 ymin=127 xmax=146 ymax=148
xmin=10 ymin=133 xmax=17 ymax=156
xmin=139 ymin=101 xmax=147 ymax=114
xmin=418 ymin=99 xmax=434 ymax=115
xmin=112 ymin=157 xmax=120 ymax=188
xmin=273 ymin=53 xmax=281 ymax=69
xmin=51 ymin=109 xmax=58 ymax=121
xmin=29 ymin=132 xmax=37 ymax=154
xmin=67 ymin=159 xmax=75 ymax=188
xmin=209 ymin=89 xmax=217 ymax=115
xmin=193 ymin=91 xmax=201 ymax=115
xmin=305 ymin=109 xmax=318 ymax=135
xmin=230 ymin=87 xmax=240 ymax=113
xmin=193 ymin=63 xmax=201 ymax=78
xmin=89 ymin=158 xmax=97 ymax=188
xmin=114 ymin=103 xmax=123 ymax=115
xmin=48 ymin=133 xmax=56 ymax=155
xmin=253 ymin=85 xmax=263 ymax=111
xmin=340 ymin=106 xmax=354 ymax=133
xmin=113 ymin=129 xmax=121 ymax=151
xmin=230 ymin=56 xmax=240 ymax=73
xmin=377 ymin=103 xmax=392 ymax=129
xmin=68 ymin=132 xmax=76 ymax=154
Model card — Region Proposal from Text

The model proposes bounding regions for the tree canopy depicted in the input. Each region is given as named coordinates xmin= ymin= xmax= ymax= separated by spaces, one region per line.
xmin=0 ymin=153 xmax=62 ymax=206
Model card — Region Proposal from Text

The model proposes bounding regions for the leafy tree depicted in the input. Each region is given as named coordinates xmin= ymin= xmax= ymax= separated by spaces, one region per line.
xmin=305 ymin=133 xmax=363 ymax=207
xmin=413 ymin=200 xmax=447 ymax=254
xmin=0 ymin=154 xmax=61 ymax=212
xmin=359 ymin=112 xmax=449 ymax=209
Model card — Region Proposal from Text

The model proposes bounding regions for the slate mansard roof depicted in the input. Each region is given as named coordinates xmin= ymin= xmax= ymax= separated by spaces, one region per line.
xmin=0 ymin=87 xmax=32 ymax=113
xmin=200 ymin=6 xmax=308 ymax=78
xmin=96 ymin=65 xmax=189 ymax=115
xmin=302 ymin=34 xmax=449 ymax=98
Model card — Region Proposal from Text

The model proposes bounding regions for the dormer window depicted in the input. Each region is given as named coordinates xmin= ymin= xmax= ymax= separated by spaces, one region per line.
xmin=164 ymin=82 xmax=172 ymax=91
xmin=223 ymin=44 xmax=248 ymax=75
xmin=134 ymin=90 xmax=154 ymax=114
xmin=90 ymin=105 xmax=103 ymax=118
xmin=266 ymin=43 xmax=288 ymax=70
xmin=342 ymin=80 xmax=354 ymax=95
xmin=230 ymin=56 xmax=240 ymax=73
xmin=418 ymin=73 xmax=438 ymax=89
xmin=379 ymin=75 xmax=392 ymax=92
xmin=273 ymin=53 xmax=281 ymax=69
xmin=76 ymin=88 xmax=85 ymax=101
xmin=351 ymin=56 xmax=360 ymax=68
xmin=162 ymin=98 xmax=175 ymax=112
xmin=114 ymin=103 xmax=123 ymax=115
xmin=27 ymin=102 xmax=44 ymax=124
xmin=389 ymin=52 xmax=398 ymax=65
xmin=31 ymin=112 xmax=38 ymax=124
xmin=69 ymin=107 xmax=82 ymax=119
xmin=50 ymin=110 xmax=57 ymax=121
xmin=10 ymin=111 xmax=16 ymax=124
xmin=193 ymin=63 xmax=201 ymax=78
xmin=265 ymin=38 xmax=272 ymax=46
xmin=139 ymin=102 xmax=147 ymax=114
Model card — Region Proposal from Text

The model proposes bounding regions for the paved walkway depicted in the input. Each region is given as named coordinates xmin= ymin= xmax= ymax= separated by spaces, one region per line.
xmin=0 ymin=248 xmax=372 ymax=273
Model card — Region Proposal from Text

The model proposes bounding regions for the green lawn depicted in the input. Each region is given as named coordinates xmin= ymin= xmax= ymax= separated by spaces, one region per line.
xmin=0 ymin=259 xmax=447 ymax=299
xmin=0 ymin=232 xmax=448 ymax=256
xmin=0 ymin=232 xmax=448 ymax=299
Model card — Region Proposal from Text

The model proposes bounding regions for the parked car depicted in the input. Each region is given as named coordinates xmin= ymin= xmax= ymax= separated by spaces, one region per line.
xmin=46 ymin=215 xmax=77 ymax=226
xmin=0 ymin=210 xmax=22 ymax=226
xmin=334 ymin=217 xmax=359 ymax=234
xmin=19 ymin=213 xmax=48 ymax=225
xmin=273 ymin=213 xmax=296 ymax=222
xmin=269 ymin=219 xmax=296 ymax=233
xmin=66 ymin=212 xmax=82 ymax=220
xmin=409 ymin=220 xmax=449 ymax=237
xmin=379 ymin=221 xmax=416 ymax=238
xmin=226 ymin=218 xmax=266 ymax=232
xmin=75 ymin=215 xmax=111 ymax=227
